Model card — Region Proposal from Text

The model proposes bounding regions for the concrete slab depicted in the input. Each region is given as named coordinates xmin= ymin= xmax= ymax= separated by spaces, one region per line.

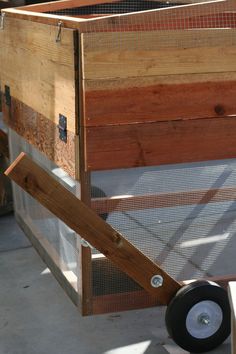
xmin=0 ymin=214 xmax=231 ymax=354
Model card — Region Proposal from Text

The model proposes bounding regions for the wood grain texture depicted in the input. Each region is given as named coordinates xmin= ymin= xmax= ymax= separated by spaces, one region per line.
xmin=0 ymin=129 xmax=9 ymax=158
xmin=5 ymin=152 xmax=181 ymax=302
xmin=91 ymin=187 xmax=236 ymax=214
xmin=0 ymin=17 xmax=77 ymax=133
xmin=2 ymin=96 xmax=76 ymax=178
xmin=84 ymin=76 xmax=236 ymax=126
xmin=85 ymin=116 xmax=236 ymax=171
xmin=82 ymin=29 xmax=236 ymax=80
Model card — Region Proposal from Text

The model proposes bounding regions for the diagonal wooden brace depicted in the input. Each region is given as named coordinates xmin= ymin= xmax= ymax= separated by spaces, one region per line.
xmin=5 ymin=152 xmax=181 ymax=304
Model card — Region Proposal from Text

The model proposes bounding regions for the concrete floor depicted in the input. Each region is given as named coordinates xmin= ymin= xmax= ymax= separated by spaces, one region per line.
xmin=0 ymin=212 xmax=231 ymax=354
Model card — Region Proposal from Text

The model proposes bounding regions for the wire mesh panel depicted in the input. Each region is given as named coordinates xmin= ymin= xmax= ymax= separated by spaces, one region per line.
xmin=90 ymin=160 xmax=236 ymax=311
xmin=44 ymin=0 xmax=236 ymax=31
xmin=8 ymin=129 xmax=80 ymax=292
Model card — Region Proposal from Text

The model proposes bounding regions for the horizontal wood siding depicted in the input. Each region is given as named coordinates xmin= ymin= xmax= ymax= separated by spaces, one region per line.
xmin=82 ymin=29 xmax=236 ymax=80
xmin=0 ymin=17 xmax=77 ymax=133
xmin=85 ymin=116 xmax=236 ymax=171
xmin=2 ymin=97 xmax=77 ymax=178
xmin=84 ymin=74 xmax=236 ymax=126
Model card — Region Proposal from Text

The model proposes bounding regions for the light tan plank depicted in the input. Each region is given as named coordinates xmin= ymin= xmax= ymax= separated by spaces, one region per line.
xmin=0 ymin=17 xmax=77 ymax=133
xmin=82 ymin=29 xmax=236 ymax=80
xmin=5 ymin=152 xmax=181 ymax=302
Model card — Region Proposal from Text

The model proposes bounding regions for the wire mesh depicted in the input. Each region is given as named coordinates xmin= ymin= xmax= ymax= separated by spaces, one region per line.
xmin=91 ymin=160 xmax=236 ymax=302
xmin=44 ymin=0 xmax=236 ymax=33
xmin=8 ymin=129 xmax=80 ymax=283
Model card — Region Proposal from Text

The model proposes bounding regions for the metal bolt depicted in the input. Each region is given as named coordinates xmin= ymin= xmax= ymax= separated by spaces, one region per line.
xmin=150 ymin=275 xmax=163 ymax=288
xmin=0 ymin=13 xmax=5 ymax=30
xmin=198 ymin=313 xmax=211 ymax=326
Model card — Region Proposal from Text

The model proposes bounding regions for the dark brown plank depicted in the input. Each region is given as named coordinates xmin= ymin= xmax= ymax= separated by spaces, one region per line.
xmin=91 ymin=187 xmax=236 ymax=214
xmin=0 ymin=129 xmax=9 ymax=159
xmin=93 ymin=274 xmax=236 ymax=314
xmin=5 ymin=153 xmax=181 ymax=303
xmin=92 ymin=290 xmax=161 ymax=314
xmin=84 ymin=79 xmax=236 ymax=126
xmin=2 ymin=97 xmax=76 ymax=178
xmin=85 ymin=116 xmax=236 ymax=171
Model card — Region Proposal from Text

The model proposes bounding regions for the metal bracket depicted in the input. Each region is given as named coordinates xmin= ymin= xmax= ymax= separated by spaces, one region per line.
xmin=4 ymin=85 xmax=11 ymax=107
xmin=80 ymin=238 xmax=94 ymax=249
xmin=0 ymin=13 xmax=5 ymax=30
xmin=55 ymin=21 xmax=63 ymax=43
xmin=58 ymin=114 xmax=67 ymax=143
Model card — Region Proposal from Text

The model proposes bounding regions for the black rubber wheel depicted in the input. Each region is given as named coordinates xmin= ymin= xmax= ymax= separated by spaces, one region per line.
xmin=165 ymin=280 xmax=231 ymax=353
xmin=91 ymin=185 xmax=108 ymax=221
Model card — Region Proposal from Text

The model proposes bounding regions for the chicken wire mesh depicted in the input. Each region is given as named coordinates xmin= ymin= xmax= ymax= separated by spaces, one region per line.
xmin=43 ymin=0 xmax=236 ymax=33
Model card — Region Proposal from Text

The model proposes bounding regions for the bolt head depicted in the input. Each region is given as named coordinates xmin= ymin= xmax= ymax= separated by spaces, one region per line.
xmin=151 ymin=275 xmax=163 ymax=288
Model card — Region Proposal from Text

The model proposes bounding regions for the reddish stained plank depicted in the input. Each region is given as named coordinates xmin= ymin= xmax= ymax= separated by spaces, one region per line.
xmin=84 ymin=80 xmax=236 ymax=126
xmin=85 ymin=116 xmax=236 ymax=171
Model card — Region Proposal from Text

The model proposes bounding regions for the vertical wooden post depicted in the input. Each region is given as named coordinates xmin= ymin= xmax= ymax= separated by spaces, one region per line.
xmin=76 ymin=32 xmax=93 ymax=316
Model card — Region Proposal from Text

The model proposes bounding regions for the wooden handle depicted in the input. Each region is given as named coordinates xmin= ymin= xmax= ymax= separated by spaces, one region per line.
xmin=5 ymin=152 xmax=180 ymax=303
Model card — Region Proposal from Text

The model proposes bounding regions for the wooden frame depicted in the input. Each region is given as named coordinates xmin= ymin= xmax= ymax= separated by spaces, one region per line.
xmin=2 ymin=0 xmax=236 ymax=316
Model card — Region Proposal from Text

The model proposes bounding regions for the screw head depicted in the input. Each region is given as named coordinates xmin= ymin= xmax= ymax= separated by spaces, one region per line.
xmin=151 ymin=275 xmax=163 ymax=288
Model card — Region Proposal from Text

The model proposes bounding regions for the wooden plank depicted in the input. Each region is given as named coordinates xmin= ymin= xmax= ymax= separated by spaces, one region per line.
xmin=2 ymin=97 xmax=76 ymax=179
xmin=0 ymin=129 xmax=9 ymax=158
xmin=77 ymin=171 xmax=93 ymax=316
xmin=85 ymin=116 xmax=236 ymax=171
xmin=82 ymin=29 xmax=236 ymax=80
xmin=91 ymin=187 xmax=236 ymax=214
xmin=76 ymin=31 xmax=93 ymax=315
xmin=84 ymin=74 xmax=236 ymax=126
xmin=92 ymin=290 xmax=160 ymax=314
xmin=5 ymin=152 xmax=181 ymax=302
xmin=0 ymin=17 xmax=77 ymax=133
xmin=93 ymin=274 xmax=236 ymax=314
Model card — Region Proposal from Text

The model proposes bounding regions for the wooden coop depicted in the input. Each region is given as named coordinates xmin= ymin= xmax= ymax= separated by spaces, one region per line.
xmin=1 ymin=0 xmax=236 ymax=351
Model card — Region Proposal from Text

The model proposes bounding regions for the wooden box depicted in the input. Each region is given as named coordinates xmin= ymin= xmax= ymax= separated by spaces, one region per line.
xmin=1 ymin=0 xmax=236 ymax=315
